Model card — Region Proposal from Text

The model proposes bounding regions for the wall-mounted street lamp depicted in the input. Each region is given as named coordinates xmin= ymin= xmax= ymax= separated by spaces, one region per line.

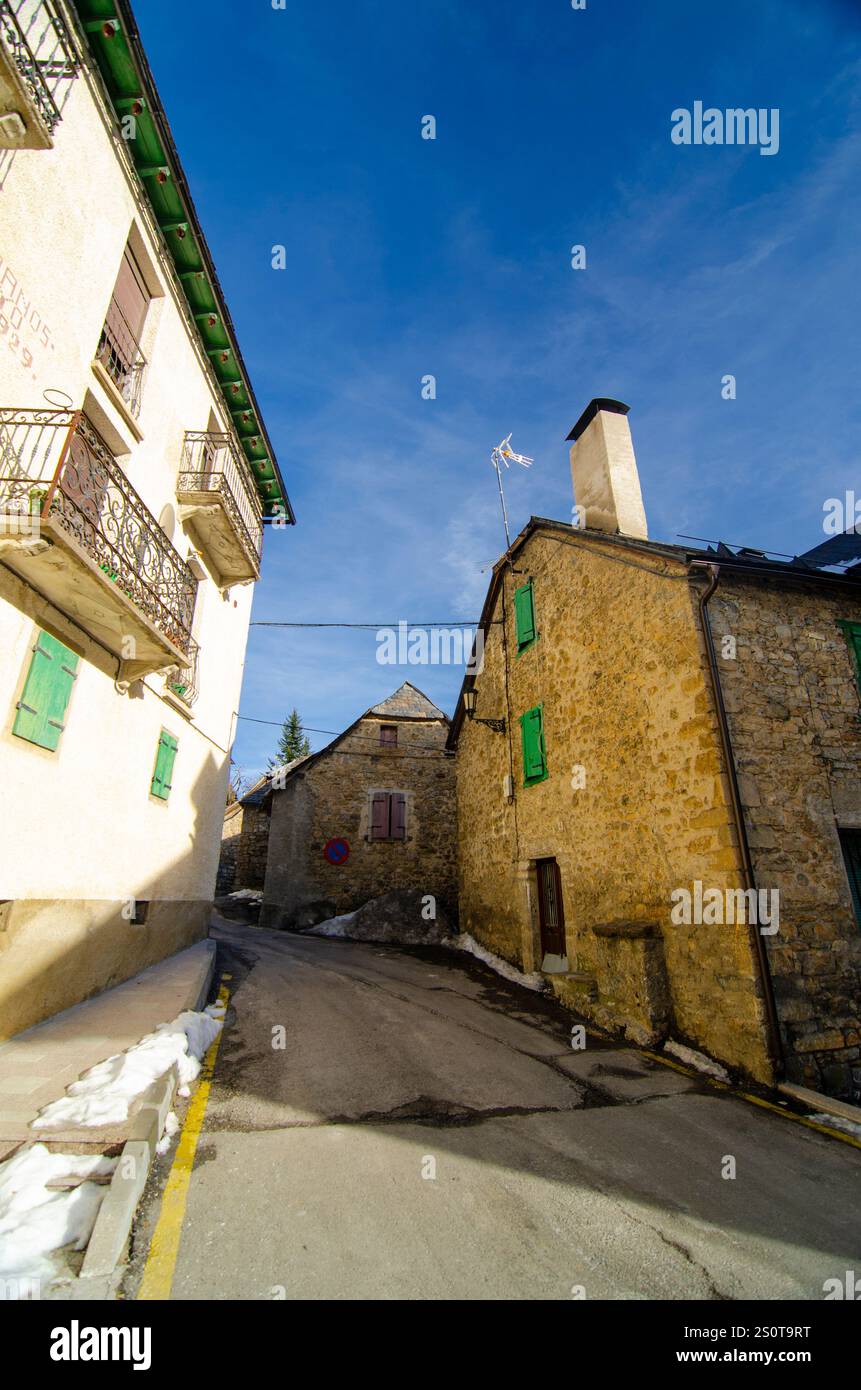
xmin=463 ymin=687 xmax=506 ymax=733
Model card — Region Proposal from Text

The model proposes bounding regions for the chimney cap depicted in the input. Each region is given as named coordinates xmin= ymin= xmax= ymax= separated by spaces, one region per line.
xmin=566 ymin=398 xmax=630 ymax=442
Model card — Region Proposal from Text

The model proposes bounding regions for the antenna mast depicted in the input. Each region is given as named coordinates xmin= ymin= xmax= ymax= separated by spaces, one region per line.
xmin=490 ymin=434 xmax=533 ymax=553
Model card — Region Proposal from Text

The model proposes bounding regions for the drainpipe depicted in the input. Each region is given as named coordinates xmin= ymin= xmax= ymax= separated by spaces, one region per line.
xmin=693 ymin=561 xmax=785 ymax=1080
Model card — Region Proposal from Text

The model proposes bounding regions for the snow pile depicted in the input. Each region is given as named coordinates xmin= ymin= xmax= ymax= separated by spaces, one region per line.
xmin=0 ymin=1144 xmax=116 ymax=1287
xmin=229 ymin=888 xmax=262 ymax=901
xmin=664 ymin=1040 xmax=730 ymax=1083
xmin=808 ymin=1111 xmax=861 ymax=1140
xmin=307 ymin=911 xmax=358 ymax=938
xmin=155 ymin=1110 xmax=180 ymax=1156
xmin=446 ymin=933 xmax=547 ymax=993
xmin=31 ymin=1002 xmax=225 ymax=1131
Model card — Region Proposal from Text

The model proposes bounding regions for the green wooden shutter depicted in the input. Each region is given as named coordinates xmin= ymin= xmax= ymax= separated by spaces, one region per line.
xmin=514 ymin=580 xmax=537 ymax=651
xmin=520 ymin=704 xmax=547 ymax=785
xmin=151 ymin=730 xmax=179 ymax=801
xmin=12 ymin=630 xmax=79 ymax=751
xmin=837 ymin=620 xmax=861 ymax=696
xmin=840 ymin=831 xmax=861 ymax=928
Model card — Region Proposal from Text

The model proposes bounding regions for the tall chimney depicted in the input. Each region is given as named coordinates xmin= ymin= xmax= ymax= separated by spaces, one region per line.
xmin=567 ymin=398 xmax=648 ymax=540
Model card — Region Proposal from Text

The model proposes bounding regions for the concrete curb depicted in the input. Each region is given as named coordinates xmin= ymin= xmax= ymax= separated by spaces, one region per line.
xmin=73 ymin=935 xmax=217 ymax=1297
xmin=778 ymin=1081 xmax=861 ymax=1127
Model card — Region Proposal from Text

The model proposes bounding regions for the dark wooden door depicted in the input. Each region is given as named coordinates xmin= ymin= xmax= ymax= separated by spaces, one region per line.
xmin=536 ymin=858 xmax=566 ymax=957
xmin=841 ymin=830 xmax=861 ymax=927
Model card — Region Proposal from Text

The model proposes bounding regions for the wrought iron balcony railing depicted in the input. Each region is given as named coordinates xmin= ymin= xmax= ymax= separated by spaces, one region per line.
xmin=0 ymin=407 xmax=196 ymax=655
xmin=0 ymin=0 xmax=78 ymax=139
xmin=166 ymin=635 xmax=200 ymax=707
xmin=95 ymin=296 xmax=147 ymax=419
xmin=178 ymin=431 xmax=263 ymax=571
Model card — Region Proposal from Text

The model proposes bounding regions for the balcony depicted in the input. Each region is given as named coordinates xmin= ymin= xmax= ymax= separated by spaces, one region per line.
xmin=165 ymin=635 xmax=200 ymax=709
xmin=0 ymin=0 xmax=77 ymax=149
xmin=176 ymin=431 xmax=262 ymax=585
xmin=93 ymin=296 xmax=147 ymax=422
xmin=0 ymin=408 xmax=197 ymax=680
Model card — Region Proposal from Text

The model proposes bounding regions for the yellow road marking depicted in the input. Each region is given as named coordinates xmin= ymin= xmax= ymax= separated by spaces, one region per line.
xmin=640 ymin=1048 xmax=861 ymax=1151
xmin=137 ymin=983 xmax=230 ymax=1300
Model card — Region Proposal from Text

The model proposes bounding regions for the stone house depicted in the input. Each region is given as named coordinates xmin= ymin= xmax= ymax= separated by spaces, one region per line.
xmin=260 ymin=683 xmax=456 ymax=930
xmin=449 ymin=398 xmax=861 ymax=1099
xmin=0 ymin=0 xmax=294 ymax=1036
xmin=218 ymin=775 xmax=272 ymax=894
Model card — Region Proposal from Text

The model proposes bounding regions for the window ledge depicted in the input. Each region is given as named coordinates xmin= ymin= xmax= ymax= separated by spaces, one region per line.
xmin=162 ymin=686 xmax=196 ymax=720
xmin=90 ymin=359 xmax=144 ymax=444
xmin=592 ymin=920 xmax=657 ymax=940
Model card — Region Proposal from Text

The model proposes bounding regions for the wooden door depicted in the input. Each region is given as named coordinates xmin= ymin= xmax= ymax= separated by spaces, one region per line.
xmin=536 ymin=858 xmax=566 ymax=957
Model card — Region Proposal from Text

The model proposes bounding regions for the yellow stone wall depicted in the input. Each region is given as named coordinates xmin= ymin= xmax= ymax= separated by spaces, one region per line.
xmin=708 ymin=575 xmax=861 ymax=1096
xmin=261 ymin=715 xmax=457 ymax=929
xmin=455 ymin=527 xmax=773 ymax=1083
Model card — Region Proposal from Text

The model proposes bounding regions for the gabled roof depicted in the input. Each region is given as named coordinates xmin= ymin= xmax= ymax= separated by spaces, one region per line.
xmin=265 ymin=683 xmax=450 ymax=801
xmin=446 ymin=514 xmax=861 ymax=750
xmin=369 ymin=682 xmax=447 ymax=720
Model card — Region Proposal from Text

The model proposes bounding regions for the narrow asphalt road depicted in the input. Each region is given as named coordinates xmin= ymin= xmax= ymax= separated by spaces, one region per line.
xmin=125 ymin=918 xmax=861 ymax=1301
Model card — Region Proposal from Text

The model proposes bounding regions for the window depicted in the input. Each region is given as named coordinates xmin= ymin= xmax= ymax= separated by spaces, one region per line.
xmin=839 ymin=830 xmax=861 ymax=928
xmin=520 ymin=704 xmax=548 ymax=786
xmin=13 ymin=630 xmax=79 ymax=751
xmin=514 ymin=579 xmax=537 ymax=654
xmin=151 ymin=730 xmax=179 ymax=801
xmin=837 ymin=620 xmax=861 ymax=698
xmin=370 ymin=791 xmax=407 ymax=840
xmin=380 ymin=724 xmax=397 ymax=747
xmin=96 ymin=243 xmax=150 ymax=414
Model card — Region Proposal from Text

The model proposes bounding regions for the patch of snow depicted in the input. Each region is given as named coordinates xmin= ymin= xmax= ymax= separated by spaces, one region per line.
xmin=229 ymin=888 xmax=262 ymax=901
xmin=306 ymin=911 xmax=359 ymax=938
xmin=0 ymin=1144 xmax=116 ymax=1289
xmin=664 ymin=1040 xmax=730 ymax=1083
xmin=445 ymin=933 xmax=547 ymax=992
xmin=155 ymin=1110 xmax=180 ymax=1156
xmin=31 ymin=1004 xmax=224 ymax=1130
xmin=808 ymin=1111 xmax=861 ymax=1140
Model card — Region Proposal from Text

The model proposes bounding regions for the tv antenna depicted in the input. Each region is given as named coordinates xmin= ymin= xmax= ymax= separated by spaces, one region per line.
xmin=491 ymin=433 xmax=533 ymax=553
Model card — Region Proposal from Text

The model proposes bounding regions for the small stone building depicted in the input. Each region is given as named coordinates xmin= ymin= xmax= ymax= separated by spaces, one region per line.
xmin=260 ymin=683 xmax=457 ymax=930
xmin=449 ymin=398 xmax=861 ymax=1100
xmin=218 ymin=775 xmax=272 ymax=894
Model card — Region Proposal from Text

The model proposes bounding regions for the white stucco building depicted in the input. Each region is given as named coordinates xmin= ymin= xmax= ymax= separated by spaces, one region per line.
xmin=0 ymin=0 xmax=294 ymax=1035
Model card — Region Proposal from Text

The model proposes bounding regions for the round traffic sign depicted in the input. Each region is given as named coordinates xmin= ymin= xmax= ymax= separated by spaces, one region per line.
xmin=323 ymin=837 xmax=350 ymax=865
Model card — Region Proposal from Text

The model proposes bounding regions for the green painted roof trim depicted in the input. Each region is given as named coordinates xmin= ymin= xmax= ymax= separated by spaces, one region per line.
xmin=72 ymin=0 xmax=294 ymax=523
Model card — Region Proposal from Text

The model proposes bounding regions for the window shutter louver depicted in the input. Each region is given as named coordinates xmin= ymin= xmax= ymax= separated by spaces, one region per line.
xmin=13 ymin=630 xmax=79 ymax=751
xmin=370 ymin=792 xmax=389 ymax=839
xmin=113 ymin=247 xmax=150 ymax=342
xmin=837 ymin=620 xmax=861 ymax=698
xmin=151 ymin=730 xmax=179 ymax=801
xmin=514 ymin=580 xmax=537 ymax=651
xmin=391 ymin=793 xmax=407 ymax=840
xmin=520 ymin=705 xmax=547 ymax=785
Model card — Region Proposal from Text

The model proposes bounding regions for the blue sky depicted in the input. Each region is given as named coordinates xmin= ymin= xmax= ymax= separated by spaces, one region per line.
xmin=136 ymin=0 xmax=861 ymax=782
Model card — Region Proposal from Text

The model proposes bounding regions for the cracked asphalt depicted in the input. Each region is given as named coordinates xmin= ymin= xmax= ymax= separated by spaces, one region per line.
xmin=124 ymin=917 xmax=861 ymax=1301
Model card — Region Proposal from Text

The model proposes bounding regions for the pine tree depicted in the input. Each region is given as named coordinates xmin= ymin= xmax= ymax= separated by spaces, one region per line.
xmin=268 ymin=708 xmax=311 ymax=770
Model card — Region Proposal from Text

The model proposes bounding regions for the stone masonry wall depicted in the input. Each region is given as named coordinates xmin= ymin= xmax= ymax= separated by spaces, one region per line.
xmin=234 ymin=806 xmax=270 ymax=890
xmin=709 ymin=576 xmax=861 ymax=1099
xmin=261 ymin=715 xmax=456 ymax=930
xmin=455 ymin=528 xmax=773 ymax=1083
xmin=217 ymin=806 xmax=243 ymax=894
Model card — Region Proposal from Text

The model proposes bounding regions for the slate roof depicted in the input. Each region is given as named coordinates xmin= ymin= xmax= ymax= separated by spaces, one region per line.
xmin=369 ymin=682 xmax=447 ymax=720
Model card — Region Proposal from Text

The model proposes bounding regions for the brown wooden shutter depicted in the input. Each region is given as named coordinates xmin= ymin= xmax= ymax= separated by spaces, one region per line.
xmin=391 ymin=793 xmax=407 ymax=840
xmin=370 ymin=792 xmax=389 ymax=839
xmin=112 ymin=247 xmax=149 ymax=340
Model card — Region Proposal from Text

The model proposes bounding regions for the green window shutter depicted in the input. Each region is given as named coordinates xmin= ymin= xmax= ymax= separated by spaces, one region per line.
xmin=837 ymin=620 xmax=861 ymax=695
xmin=12 ymin=630 xmax=79 ymax=751
xmin=151 ymin=730 xmax=179 ymax=801
xmin=514 ymin=580 xmax=537 ymax=651
xmin=520 ymin=704 xmax=547 ymax=785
